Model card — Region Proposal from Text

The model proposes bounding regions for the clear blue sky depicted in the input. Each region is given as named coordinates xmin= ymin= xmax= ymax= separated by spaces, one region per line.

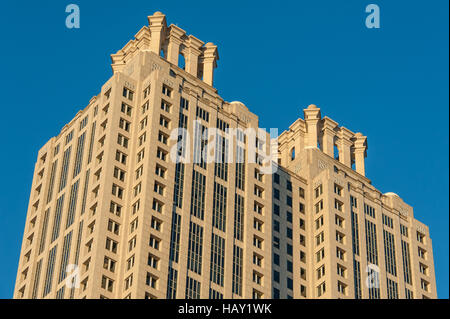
xmin=0 ymin=0 xmax=447 ymax=299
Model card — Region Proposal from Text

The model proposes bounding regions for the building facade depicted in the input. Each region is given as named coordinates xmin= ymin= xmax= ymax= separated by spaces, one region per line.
xmin=13 ymin=12 xmax=437 ymax=299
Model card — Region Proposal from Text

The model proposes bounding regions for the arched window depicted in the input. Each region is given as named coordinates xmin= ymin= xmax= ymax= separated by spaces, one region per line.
xmin=290 ymin=147 xmax=295 ymax=161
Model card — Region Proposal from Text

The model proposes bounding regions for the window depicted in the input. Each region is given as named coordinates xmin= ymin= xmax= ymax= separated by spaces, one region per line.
xmin=273 ymin=271 xmax=280 ymax=283
xmin=335 ymin=215 xmax=344 ymax=227
xmin=154 ymin=182 xmax=164 ymax=195
xmin=419 ymin=263 xmax=428 ymax=275
xmin=254 ymin=218 xmax=263 ymax=232
xmin=124 ymin=274 xmax=133 ymax=290
xmin=121 ymin=103 xmax=132 ymax=116
xmin=273 ymin=253 xmax=280 ymax=266
xmin=316 ymin=232 xmax=324 ymax=246
xmin=334 ymin=199 xmax=343 ymax=212
xmin=286 ymin=227 xmax=293 ymax=239
xmin=196 ymin=106 xmax=209 ymax=122
xmin=334 ymin=183 xmax=343 ymax=196
xmin=140 ymin=116 xmax=148 ymax=130
xmin=101 ymin=276 xmax=114 ymax=292
xmin=336 ymin=231 xmax=345 ymax=244
xmin=180 ymin=97 xmax=189 ymax=110
xmin=418 ymin=247 xmax=426 ymax=259
xmin=417 ymin=231 xmax=425 ymax=244
xmin=299 ymin=187 xmax=305 ymax=199
xmin=111 ymin=184 xmax=123 ymax=199
xmin=133 ymin=182 xmax=142 ymax=196
xmin=117 ymin=134 xmax=129 ymax=149
xmin=315 ymin=215 xmax=324 ymax=229
xmin=421 ymin=279 xmax=429 ymax=292
xmin=336 ymin=247 xmax=345 ymax=260
xmin=273 ymin=188 xmax=280 ymax=200
xmin=317 ymin=265 xmax=325 ymax=279
xmin=155 ymin=165 xmax=166 ymax=178
xmin=146 ymin=273 xmax=158 ymax=289
xmin=105 ymin=237 xmax=118 ymax=253
xmin=127 ymin=255 xmax=135 ymax=271
xmin=128 ymin=236 xmax=137 ymax=251
xmin=253 ymin=271 xmax=262 ymax=285
xmin=337 ymin=281 xmax=346 ymax=295
xmin=103 ymin=257 xmax=116 ymax=272
xmin=254 ymin=202 xmax=263 ymax=215
xmin=253 ymin=236 xmax=263 ymax=249
xmin=299 ymin=203 xmax=305 ymax=214
xmin=135 ymin=165 xmax=143 ymax=180
xmin=273 ymin=236 xmax=280 ymax=249
xmin=364 ymin=204 xmax=376 ymax=218
xmin=162 ymin=85 xmax=172 ymax=97
xmin=287 ymin=243 xmax=293 ymax=256
xmin=148 ymin=253 xmax=159 ymax=269
xmin=158 ymin=131 xmax=168 ymax=144
xmin=109 ymin=201 xmax=121 ymax=216
xmin=107 ymin=219 xmax=120 ymax=235
xmin=400 ymin=224 xmax=409 ymax=237
xmin=152 ymin=199 xmax=163 ymax=213
xmin=123 ymin=87 xmax=134 ymax=101
xmin=286 ymin=180 xmax=292 ymax=191
xmin=149 ymin=235 xmax=160 ymax=250
xmin=151 ymin=217 xmax=162 ymax=231
xmin=137 ymin=149 xmax=145 ymax=163
xmin=156 ymin=148 xmax=167 ymax=161
xmin=113 ymin=167 xmax=125 ymax=182
xmin=316 ymin=248 xmax=325 ymax=262
xmin=314 ymin=184 xmax=323 ymax=198
xmin=115 ymin=150 xmax=127 ymax=164
xmin=286 ymin=195 xmax=292 ymax=207
xmin=315 ymin=200 xmax=324 ymax=213
xmin=254 ymin=185 xmax=263 ymax=198
xmin=253 ymin=253 xmax=262 ymax=267
xmin=161 ymin=100 xmax=170 ymax=113
xmin=119 ymin=118 xmax=130 ymax=132
xmin=273 ymin=174 xmax=280 ymax=184
xmin=143 ymin=85 xmax=151 ymax=99
xmin=138 ymin=133 xmax=146 ymax=146
xmin=317 ymin=282 xmax=326 ymax=297
xmin=159 ymin=115 xmax=170 ymax=128
xmin=130 ymin=218 xmax=138 ymax=233
xmin=273 ymin=220 xmax=280 ymax=233
xmin=382 ymin=214 xmax=394 ymax=228
xmin=337 ymin=264 xmax=346 ymax=277
xmin=286 ymin=211 xmax=292 ymax=223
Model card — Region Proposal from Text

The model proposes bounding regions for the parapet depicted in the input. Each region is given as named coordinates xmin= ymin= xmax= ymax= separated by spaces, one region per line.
xmin=111 ymin=12 xmax=219 ymax=87
xmin=279 ymin=105 xmax=369 ymax=176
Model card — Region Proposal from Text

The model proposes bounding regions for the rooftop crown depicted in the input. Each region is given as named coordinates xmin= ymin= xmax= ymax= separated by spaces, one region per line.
xmin=111 ymin=11 xmax=219 ymax=87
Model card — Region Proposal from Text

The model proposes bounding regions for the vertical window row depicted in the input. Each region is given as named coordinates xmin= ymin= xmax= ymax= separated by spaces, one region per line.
xmin=187 ymin=222 xmax=203 ymax=275
xmin=212 ymin=182 xmax=227 ymax=232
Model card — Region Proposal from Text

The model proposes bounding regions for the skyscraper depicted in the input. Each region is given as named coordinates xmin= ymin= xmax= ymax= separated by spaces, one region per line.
xmin=13 ymin=11 xmax=437 ymax=299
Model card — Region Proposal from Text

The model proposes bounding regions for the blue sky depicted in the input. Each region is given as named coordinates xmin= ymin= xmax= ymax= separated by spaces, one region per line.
xmin=0 ymin=0 xmax=447 ymax=298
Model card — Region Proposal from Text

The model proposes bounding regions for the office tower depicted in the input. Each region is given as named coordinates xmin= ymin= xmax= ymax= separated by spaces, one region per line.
xmin=13 ymin=12 xmax=437 ymax=299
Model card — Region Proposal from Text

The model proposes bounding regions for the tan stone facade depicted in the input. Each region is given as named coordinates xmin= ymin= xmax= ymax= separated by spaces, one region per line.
xmin=13 ymin=12 xmax=437 ymax=299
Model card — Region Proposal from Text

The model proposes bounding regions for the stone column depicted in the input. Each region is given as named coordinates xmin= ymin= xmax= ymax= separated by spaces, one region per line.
xmin=322 ymin=117 xmax=338 ymax=157
xmin=354 ymin=133 xmax=367 ymax=176
xmin=303 ymin=105 xmax=321 ymax=149
xmin=185 ymin=35 xmax=204 ymax=78
xmin=202 ymin=42 xmax=219 ymax=86
xmin=337 ymin=127 xmax=354 ymax=167
xmin=167 ymin=25 xmax=186 ymax=66
xmin=148 ymin=12 xmax=167 ymax=55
